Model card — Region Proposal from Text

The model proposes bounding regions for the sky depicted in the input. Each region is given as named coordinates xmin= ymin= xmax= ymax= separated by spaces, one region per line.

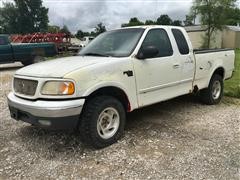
xmin=1 ymin=0 xmax=240 ymax=33
xmin=43 ymin=0 xmax=193 ymax=32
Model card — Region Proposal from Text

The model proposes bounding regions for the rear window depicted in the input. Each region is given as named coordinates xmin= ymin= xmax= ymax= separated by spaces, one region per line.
xmin=172 ymin=29 xmax=189 ymax=55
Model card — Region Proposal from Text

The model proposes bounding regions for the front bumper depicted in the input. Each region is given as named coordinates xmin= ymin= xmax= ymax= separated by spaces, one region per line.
xmin=7 ymin=92 xmax=85 ymax=129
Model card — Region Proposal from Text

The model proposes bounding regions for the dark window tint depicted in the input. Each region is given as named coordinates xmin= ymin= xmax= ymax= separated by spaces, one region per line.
xmin=141 ymin=29 xmax=173 ymax=58
xmin=172 ymin=29 xmax=189 ymax=55
xmin=0 ymin=37 xmax=6 ymax=45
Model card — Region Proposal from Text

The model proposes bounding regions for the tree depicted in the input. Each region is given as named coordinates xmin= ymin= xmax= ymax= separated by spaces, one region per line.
xmin=145 ymin=20 xmax=155 ymax=25
xmin=14 ymin=0 xmax=49 ymax=33
xmin=121 ymin=17 xmax=144 ymax=27
xmin=192 ymin=0 xmax=237 ymax=48
xmin=0 ymin=0 xmax=49 ymax=34
xmin=94 ymin=23 xmax=106 ymax=36
xmin=172 ymin=20 xmax=183 ymax=26
xmin=75 ymin=30 xmax=90 ymax=39
xmin=183 ymin=15 xmax=194 ymax=26
xmin=60 ymin=25 xmax=71 ymax=35
xmin=156 ymin=14 xmax=172 ymax=25
xmin=225 ymin=8 xmax=240 ymax=25
xmin=48 ymin=25 xmax=60 ymax=33
xmin=0 ymin=3 xmax=18 ymax=34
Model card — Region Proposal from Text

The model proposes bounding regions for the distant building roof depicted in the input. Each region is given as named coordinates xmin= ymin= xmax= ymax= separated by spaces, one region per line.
xmin=226 ymin=25 xmax=240 ymax=32
xmin=184 ymin=25 xmax=207 ymax=32
xmin=185 ymin=25 xmax=240 ymax=32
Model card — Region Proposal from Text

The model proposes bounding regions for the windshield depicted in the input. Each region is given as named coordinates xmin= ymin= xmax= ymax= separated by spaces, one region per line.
xmin=79 ymin=28 xmax=144 ymax=57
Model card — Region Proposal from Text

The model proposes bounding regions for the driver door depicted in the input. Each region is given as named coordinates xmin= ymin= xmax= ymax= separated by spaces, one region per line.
xmin=0 ymin=36 xmax=13 ymax=62
xmin=132 ymin=28 xmax=183 ymax=107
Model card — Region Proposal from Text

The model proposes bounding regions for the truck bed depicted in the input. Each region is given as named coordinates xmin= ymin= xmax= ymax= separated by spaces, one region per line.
xmin=193 ymin=49 xmax=235 ymax=90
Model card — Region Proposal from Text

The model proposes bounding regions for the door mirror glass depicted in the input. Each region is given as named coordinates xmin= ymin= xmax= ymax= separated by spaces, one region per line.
xmin=136 ymin=46 xmax=159 ymax=60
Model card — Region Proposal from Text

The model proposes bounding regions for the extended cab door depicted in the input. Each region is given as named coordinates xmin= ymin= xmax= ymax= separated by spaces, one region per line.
xmin=132 ymin=28 xmax=184 ymax=107
xmin=0 ymin=36 xmax=13 ymax=62
xmin=171 ymin=28 xmax=195 ymax=93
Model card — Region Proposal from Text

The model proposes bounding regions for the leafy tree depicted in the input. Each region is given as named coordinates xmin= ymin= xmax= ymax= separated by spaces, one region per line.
xmin=156 ymin=14 xmax=173 ymax=25
xmin=192 ymin=0 xmax=237 ymax=48
xmin=14 ymin=0 xmax=49 ymax=33
xmin=172 ymin=20 xmax=183 ymax=26
xmin=48 ymin=25 xmax=60 ymax=33
xmin=75 ymin=30 xmax=91 ymax=39
xmin=0 ymin=3 xmax=18 ymax=34
xmin=0 ymin=0 xmax=49 ymax=34
xmin=183 ymin=15 xmax=194 ymax=26
xmin=145 ymin=20 xmax=155 ymax=25
xmin=225 ymin=8 xmax=240 ymax=25
xmin=121 ymin=17 xmax=144 ymax=27
xmin=60 ymin=25 xmax=71 ymax=35
xmin=94 ymin=23 xmax=106 ymax=35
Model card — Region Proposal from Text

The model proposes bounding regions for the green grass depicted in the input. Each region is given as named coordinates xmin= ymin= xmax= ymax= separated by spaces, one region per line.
xmin=224 ymin=49 xmax=240 ymax=98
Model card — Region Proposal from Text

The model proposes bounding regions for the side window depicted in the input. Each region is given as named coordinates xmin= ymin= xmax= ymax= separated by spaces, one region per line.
xmin=141 ymin=29 xmax=173 ymax=58
xmin=172 ymin=29 xmax=189 ymax=55
xmin=0 ymin=37 xmax=6 ymax=45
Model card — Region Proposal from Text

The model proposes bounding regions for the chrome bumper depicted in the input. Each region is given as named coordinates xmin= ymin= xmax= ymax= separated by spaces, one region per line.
xmin=7 ymin=92 xmax=85 ymax=118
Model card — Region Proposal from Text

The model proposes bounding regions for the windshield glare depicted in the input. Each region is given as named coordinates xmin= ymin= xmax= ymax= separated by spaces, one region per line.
xmin=79 ymin=28 xmax=144 ymax=57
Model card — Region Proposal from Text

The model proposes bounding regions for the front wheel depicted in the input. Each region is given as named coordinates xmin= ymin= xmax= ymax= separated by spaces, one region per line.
xmin=79 ymin=96 xmax=126 ymax=149
xmin=200 ymin=74 xmax=224 ymax=105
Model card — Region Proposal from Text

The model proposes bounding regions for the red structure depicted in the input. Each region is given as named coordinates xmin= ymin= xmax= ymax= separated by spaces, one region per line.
xmin=10 ymin=33 xmax=71 ymax=52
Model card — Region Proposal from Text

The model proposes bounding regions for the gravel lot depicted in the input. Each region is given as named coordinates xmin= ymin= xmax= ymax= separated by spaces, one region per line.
xmin=0 ymin=63 xmax=240 ymax=179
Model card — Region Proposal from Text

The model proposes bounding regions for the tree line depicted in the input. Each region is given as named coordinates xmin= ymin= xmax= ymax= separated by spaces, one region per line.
xmin=0 ymin=0 xmax=240 ymax=48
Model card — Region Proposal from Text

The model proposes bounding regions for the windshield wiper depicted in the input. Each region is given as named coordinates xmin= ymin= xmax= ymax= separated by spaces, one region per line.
xmin=82 ymin=53 xmax=109 ymax=57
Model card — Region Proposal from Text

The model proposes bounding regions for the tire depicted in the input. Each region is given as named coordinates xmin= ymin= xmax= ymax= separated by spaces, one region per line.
xmin=33 ymin=56 xmax=45 ymax=63
xmin=79 ymin=96 xmax=126 ymax=149
xmin=21 ymin=56 xmax=45 ymax=66
xmin=21 ymin=59 xmax=33 ymax=66
xmin=200 ymin=74 xmax=224 ymax=105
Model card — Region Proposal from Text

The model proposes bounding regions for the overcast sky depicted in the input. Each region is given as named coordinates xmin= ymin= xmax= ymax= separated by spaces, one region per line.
xmin=1 ymin=0 xmax=240 ymax=33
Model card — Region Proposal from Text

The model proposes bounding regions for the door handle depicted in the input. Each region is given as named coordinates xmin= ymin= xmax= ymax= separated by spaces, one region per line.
xmin=173 ymin=64 xmax=180 ymax=69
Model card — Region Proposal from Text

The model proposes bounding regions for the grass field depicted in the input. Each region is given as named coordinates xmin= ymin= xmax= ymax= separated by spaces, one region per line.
xmin=224 ymin=49 xmax=240 ymax=98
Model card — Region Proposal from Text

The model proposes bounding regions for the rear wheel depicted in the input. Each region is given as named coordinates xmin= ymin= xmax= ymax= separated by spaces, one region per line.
xmin=79 ymin=96 xmax=126 ymax=149
xmin=200 ymin=74 xmax=224 ymax=105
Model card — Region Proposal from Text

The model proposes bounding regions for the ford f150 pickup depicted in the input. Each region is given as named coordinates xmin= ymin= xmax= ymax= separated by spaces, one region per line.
xmin=0 ymin=34 xmax=57 ymax=66
xmin=8 ymin=26 xmax=235 ymax=148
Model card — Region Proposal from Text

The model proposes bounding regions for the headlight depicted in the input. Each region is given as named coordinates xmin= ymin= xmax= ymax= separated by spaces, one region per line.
xmin=41 ymin=81 xmax=75 ymax=95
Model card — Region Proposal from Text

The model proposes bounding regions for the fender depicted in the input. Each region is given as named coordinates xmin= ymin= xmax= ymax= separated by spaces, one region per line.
xmin=82 ymin=81 xmax=139 ymax=111
xmin=207 ymin=66 xmax=225 ymax=86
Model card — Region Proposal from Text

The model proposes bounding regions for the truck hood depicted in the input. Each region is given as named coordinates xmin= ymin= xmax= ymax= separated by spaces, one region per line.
xmin=15 ymin=56 xmax=111 ymax=78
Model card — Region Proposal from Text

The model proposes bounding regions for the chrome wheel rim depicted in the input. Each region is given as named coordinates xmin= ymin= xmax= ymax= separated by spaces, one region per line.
xmin=97 ymin=107 xmax=120 ymax=139
xmin=212 ymin=80 xmax=221 ymax=100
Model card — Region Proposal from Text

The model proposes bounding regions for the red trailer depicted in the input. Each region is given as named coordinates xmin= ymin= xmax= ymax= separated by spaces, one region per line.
xmin=10 ymin=33 xmax=72 ymax=52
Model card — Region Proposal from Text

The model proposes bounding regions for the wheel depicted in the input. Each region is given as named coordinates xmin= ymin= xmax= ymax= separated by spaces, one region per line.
xmin=21 ymin=59 xmax=33 ymax=66
xmin=21 ymin=56 xmax=45 ymax=66
xmin=200 ymin=74 xmax=224 ymax=105
xmin=79 ymin=96 xmax=126 ymax=149
xmin=33 ymin=56 xmax=45 ymax=63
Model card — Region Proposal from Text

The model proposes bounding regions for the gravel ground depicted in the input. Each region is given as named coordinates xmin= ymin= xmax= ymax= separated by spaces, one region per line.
xmin=0 ymin=63 xmax=240 ymax=179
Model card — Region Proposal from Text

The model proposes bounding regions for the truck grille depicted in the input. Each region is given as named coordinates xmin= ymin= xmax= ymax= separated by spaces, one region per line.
xmin=14 ymin=78 xmax=38 ymax=96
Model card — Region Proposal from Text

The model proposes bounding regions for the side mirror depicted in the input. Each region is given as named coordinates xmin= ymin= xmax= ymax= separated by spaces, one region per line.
xmin=136 ymin=46 xmax=159 ymax=60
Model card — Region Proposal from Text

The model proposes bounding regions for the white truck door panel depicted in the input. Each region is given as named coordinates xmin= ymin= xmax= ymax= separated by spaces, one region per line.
xmin=133 ymin=28 xmax=184 ymax=107
xmin=171 ymin=28 xmax=195 ymax=93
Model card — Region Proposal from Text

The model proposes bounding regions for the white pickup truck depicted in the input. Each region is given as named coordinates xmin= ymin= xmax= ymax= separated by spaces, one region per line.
xmin=8 ymin=26 xmax=235 ymax=148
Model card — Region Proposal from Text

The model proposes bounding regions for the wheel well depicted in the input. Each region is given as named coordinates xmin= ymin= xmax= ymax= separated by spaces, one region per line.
xmin=86 ymin=87 xmax=131 ymax=112
xmin=213 ymin=67 xmax=225 ymax=78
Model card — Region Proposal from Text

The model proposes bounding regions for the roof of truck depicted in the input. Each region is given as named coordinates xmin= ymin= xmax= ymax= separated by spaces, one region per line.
xmin=113 ymin=25 xmax=184 ymax=31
